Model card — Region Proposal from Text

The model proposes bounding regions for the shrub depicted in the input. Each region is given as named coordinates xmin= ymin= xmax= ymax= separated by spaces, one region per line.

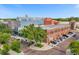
xmin=0 ymin=33 xmax=10 ymax=44
xmin=69 ymin=41 xmax=79 ymax=55
xmin=0 ymin=23 xmax=12 ymax=34
xmin=35 ymin=43 xmax=43 ymax=48
xmin=0 ymin=44 xmax=10 ymax=55
xmin=11 ymin=40 xmax=21 ymax=53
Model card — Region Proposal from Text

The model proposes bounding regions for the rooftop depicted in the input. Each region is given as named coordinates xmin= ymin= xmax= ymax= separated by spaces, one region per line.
xmin=40 ymin=24 xmax=70 ymax=30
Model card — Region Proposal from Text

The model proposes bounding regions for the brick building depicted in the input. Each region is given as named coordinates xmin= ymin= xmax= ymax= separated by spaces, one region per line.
xmin=40 ymin=24 xmax=71 ymax=45
xmin=44 ymin=18 xmax=59 ymax=25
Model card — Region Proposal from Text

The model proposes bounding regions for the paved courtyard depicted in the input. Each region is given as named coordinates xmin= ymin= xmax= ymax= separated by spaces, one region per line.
xmin=22 ymin=38 xmax=75 ymax=55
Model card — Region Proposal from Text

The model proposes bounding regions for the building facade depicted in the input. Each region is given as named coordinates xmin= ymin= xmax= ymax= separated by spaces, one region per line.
xmin=16 ymin=15 xmax=73 ymax=45
xmin=16 ymin=15 xmax=44 ymax=30
xmin=44 ymin=18 xmax=59 ymax=25
xmin=40 ymin=24 xmax=71 ymax=44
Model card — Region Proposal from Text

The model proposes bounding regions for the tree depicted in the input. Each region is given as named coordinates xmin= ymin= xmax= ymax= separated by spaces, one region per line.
xmin=11 ymin=40 xmax=21 ymax=53
xmin=0 ymin=32 xmax=11 ymax=44
xmin=34 ymin=27 xmax=47 ymax=47
xmin=68 ymin=41 xmax=79 ymax=55
xmin=0 ymin=18 xmax=16 ymax=21
xmin=53 ymin=17 xmax=79 ymax=22
xmin=0 ymin=44 xmax=10 ymax=55
xmin=0 ymin=24 xmax=12 ymax=34
xmin=20 ymin=24 xmax=47 ymax=48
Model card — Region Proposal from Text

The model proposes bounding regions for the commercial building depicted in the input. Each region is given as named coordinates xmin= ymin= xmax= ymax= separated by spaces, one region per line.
xmin=40 ymin=24 xmax=71 ymax=44
xmin=40 ymin=18 xmax=75 ymax=45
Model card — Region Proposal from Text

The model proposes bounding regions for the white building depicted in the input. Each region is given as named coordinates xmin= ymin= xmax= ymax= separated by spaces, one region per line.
xmin=16 ymin=15 xmax=44 ymax=30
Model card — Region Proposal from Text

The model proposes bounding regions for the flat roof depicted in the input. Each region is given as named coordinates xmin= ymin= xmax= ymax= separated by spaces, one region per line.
xmin=40 ymin=24 xmax=70 ymax=30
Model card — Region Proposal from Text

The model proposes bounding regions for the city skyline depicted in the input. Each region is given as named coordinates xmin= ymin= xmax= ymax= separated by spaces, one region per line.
xmin=0 ymin=4 xmax=79 ymax=18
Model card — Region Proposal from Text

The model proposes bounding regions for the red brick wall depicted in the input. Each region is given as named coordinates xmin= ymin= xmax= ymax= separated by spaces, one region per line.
xmin=44 ymin=18 xmax=52 ymax=25
xmin=44 ymin=18 xmax=59 ymax=25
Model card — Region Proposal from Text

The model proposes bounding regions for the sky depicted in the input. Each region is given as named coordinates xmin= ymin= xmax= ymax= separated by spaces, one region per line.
xmin=0 ymin=4 xmax=79 ymax=18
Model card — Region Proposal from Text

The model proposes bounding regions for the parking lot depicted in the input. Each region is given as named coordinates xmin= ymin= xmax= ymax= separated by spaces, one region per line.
xmin=22 ymin=37 xmax=75 ymax=55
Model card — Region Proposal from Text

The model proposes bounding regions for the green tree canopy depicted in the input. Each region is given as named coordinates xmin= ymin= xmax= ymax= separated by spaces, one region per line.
xmin=53 ymin=17 xmax=79 ymax=22
xmin=0 ymin=32 xmax=11 ymax=44
xmin=0 ymin=44 xmax=10 ymax=55
xmin=0 ymin=24 xmax=12 ymax=34
xmin=69 ymin=41 xmax=79 ymax=55
xmin=11 ymin=40 xmax=21 ymax=53
xmin=0 ymin=18 xmax=16 ymax=21
xmin=20 ymin=24 xmax=47 ymax=47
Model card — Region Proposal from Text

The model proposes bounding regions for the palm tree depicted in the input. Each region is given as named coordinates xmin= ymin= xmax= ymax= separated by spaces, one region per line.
xmin=20 ymin=24 xmax=47 ymax=47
